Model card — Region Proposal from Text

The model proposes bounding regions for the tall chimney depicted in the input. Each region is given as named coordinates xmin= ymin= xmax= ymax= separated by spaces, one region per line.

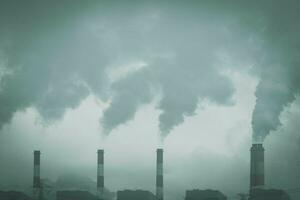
xmin=156 ymin=148 xmax=163 ymax=200
xmin=250 ymin=143 xmax=265 ymax=190
xmin=33 ymin=150 xmax=41 ymax=200
xmin=97 ymin=149 xmax=104 ymax=200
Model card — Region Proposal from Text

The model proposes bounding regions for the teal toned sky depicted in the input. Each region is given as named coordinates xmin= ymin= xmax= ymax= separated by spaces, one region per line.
xmin=0 ymin=1 xmax=300 ymax=199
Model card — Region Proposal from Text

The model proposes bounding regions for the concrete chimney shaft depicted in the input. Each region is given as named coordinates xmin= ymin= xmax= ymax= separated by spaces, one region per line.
xmin=33 ymin=150 xmax=41 ymax=188
xmin=250 ymin=144 xmax=265 ymax=190
xmin=97 ymin=149 xmax=104 ymax=200
xmin=33 ymin=150 xmax=41 ymax=200
xmin=156 ymin=148 xmax=163 ymax=200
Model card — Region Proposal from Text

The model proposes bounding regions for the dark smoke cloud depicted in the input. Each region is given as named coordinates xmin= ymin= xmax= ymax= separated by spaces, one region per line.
xmin=252 ymin=66 xmax=297 ymax=142
xmin=265 ymin=96 xmax=300 ymax=199
xmin=0 ymin=1 xmax=239 ymax=137
xmin=100 ymin=6 xmax=239 ymax=136
xmin=102 ymin=68 xmax=154 ymax=133
xmin=248 ymin=1 xmax=300 ymax=141
xmin=0 ymin=0 xmax=300 ymax=140
xmin=0 ymin=1 xmax=112 ymax=127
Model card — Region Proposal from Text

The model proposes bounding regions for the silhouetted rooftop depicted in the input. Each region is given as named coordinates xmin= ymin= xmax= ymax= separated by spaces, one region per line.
xmin=0 ymin=191 xmax=32 ymax=200
xmin=249 ymin=188 xmax=290 ymax=200
xmin=185 ymin=189 xmax=227 ymax=200
xmin=117 ymin=189 xmax=156 ymax=200
xmin=56 ymin=190 xmax=97 ymax=200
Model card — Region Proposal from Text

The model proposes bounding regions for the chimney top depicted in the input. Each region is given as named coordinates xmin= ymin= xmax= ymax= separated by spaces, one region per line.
xmin=251 ymin=143 xmax=264 ymax=151
xmin=97 ymin=149 xmax=104 ymax=153
xmin=34 ymin=150 xmax=41 ymax=155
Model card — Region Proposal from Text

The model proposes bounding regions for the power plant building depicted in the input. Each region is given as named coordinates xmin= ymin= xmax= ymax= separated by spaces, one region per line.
xmin=117 ymin=190 xmax=156 ymax=200
xmin=185 ymin=189 xmax=227 ymax=200
xmin=0 ymin=145 xmax=290 ymax=200
xmin=0 ymin=191 xmax=32 ymax=200
xmin=56 ymin=191 xmax=98 ymax=200
xmin=248 ymin=188 xmax=290 ymax=200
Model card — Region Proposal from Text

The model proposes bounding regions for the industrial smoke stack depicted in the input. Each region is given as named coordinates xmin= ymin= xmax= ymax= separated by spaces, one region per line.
xmin=250 ymin=143 xmax=265 ymax=190
xmin=33 ymin=150 xmax=41 ymax=200
xmin=156 ymin=148 xmax=163 ymax=200
xmin=97 ymin=149 xmax=104 ymax=200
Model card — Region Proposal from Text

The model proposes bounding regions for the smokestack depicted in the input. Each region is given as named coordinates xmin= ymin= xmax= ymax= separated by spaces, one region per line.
xmin=250 ymin=143 xmax=265 ymax=190
xmin=156 ymin=148 xmax=163 ymax=200
xmin=97 ymin=149 xmax=104 ymax=200
xmin=33 ymin=151 xmax=41 ymax=188
xmin=33 ymin=150 xmax=41 ymax=200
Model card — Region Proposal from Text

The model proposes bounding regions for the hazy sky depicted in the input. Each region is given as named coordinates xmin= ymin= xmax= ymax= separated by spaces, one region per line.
xmin=0 ymin=1 xmax=300 ymax=200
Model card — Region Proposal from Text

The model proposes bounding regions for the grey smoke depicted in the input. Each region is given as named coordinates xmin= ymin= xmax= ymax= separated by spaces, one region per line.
xmin=101 ymin=7 xmax=238 ymax=136
xmin=252 ymin=66 xmax=298 ymax=142
xmin=0 ymin=1 xmax=238 ymax=136
xmin=0 ymin=1 xmax=300 ymax=140
xmin=0 ymin=1 xmax=112 ymax=127
xmin=249 ymin=1 xmax=300 ymax=141
xmin=102 ymin=68 xmax=154 ymax=133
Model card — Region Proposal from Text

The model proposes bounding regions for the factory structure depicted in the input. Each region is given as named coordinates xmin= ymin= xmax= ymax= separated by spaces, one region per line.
xmin=250 ymin=144 xmax=265 ymax=191
xmin=97 ymin=149 xmax=104 ymax=200
xmin=33 ymin=150 xmax=44 ymax=200
xmin=156 ymin=148 xmax=164 ymax=200
xmin=184 ymin=189 xmax=227 ymax=200
xmin=0 ymin=144 xmax=291 ymax=200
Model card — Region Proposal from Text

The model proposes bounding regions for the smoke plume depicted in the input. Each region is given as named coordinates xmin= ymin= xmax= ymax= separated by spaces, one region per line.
xmin=0 ymin=1 xmax=238 ymax=137
xmin=249 ymin=1 xmax=300 ymax=142
xmin=1 ymin=1 xmax=300 ymax=141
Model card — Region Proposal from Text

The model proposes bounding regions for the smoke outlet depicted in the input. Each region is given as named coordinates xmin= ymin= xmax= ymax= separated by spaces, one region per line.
xmin=33 ymin=150 xmax=41 ymax=200
xmin=250 ymin=143 xmax=265 ymax=191
xmin=97 ymin=149 xmax=104 ymax=200
xmin=156 ymin=148 xmax=163 ymax=200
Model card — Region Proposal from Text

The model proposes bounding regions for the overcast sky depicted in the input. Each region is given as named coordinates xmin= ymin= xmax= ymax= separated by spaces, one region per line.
xmin=0 ymin=1 xmax=300 ymax=200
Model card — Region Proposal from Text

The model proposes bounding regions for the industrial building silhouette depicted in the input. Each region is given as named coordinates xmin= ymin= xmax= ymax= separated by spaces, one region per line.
xmin=184 ymin=189 xmax=227 ymax=200
xmin=117 ymin=190 xmax=156 ymax=200
xmin=0 ymin=144 xmax=291 ymax=200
